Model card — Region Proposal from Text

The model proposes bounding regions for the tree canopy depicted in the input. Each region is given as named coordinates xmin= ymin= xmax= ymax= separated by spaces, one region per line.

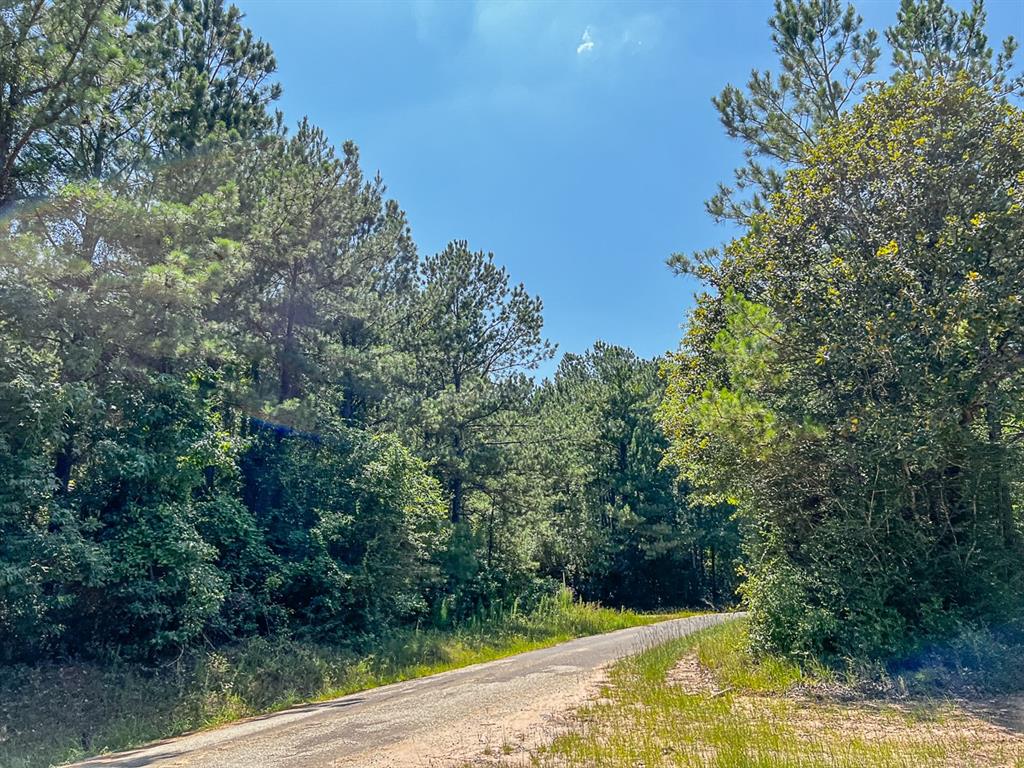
xmin=662 ymin=0 xmax=1024 ymax=658
xmin=0 ymin=0 xmax=729 ymax=664
xmin=1 ymin=0 xmax=1020 ymax=669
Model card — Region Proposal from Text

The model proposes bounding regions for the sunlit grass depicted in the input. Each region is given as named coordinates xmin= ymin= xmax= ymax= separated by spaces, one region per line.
xmin=529 ymin=618 xmax=1024 ymax=768
xmin=694 ymin=618 xmax=803 ymax=694
xmin=0 ymin=592 xmax=694 ymax=768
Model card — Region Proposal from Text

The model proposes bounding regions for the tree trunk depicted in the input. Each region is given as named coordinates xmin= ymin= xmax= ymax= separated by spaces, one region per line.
xmin=710 ymin=546 xmax=718 ymax=606
xmin=449 ymin=366 xmax=465 ymax=523
xmin=450 ymin=475 xmax=464 ymax=524
xmin=54 ymin=440 xmax=74 ymax=496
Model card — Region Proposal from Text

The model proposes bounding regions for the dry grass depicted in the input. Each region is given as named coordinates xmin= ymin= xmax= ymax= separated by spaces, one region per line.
xmin=513 ymin=618 xmax=1024 ymax=768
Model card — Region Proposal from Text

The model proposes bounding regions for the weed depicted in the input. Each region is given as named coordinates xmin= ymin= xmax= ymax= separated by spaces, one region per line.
xmin=529 ymin=619 xmax=1024 ymax=768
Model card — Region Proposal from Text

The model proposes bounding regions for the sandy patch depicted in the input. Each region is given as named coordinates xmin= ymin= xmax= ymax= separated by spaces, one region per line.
xmin=357 ymin=668 xmax=612 ymax=767
xmin=665 ymin=652 xmax=721 ymax=695
xmin=662 ymin=652 xmax=1024 ymax=768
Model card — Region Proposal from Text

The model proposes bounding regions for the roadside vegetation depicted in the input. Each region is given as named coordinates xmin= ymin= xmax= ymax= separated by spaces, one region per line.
xmin=2 ymin=0 xmax=1024 ymax=765
xmin=0 ymin=591 xmax=692 ymax=768
xmin=527 ymin=618 xmax=1024 ymax=768
xmin=513 ymin=1 xmax=1024 ymax=765
xmin=1 ymin=3 xmax=732 ymax=764
xmin=660 ymin=0 xmax=1024 ymax=661
xmin=0 ymin=1 xmax=734 ymax=671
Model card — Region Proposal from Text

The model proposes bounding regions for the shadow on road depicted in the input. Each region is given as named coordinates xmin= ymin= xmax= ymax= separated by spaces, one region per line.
xmin=67 ymin=697 xmax=367 ymax=767
xmin=963 ymin=694 xmax=1024 ymax=736
xmin=74 ymin=749 xmax=188 ymax=768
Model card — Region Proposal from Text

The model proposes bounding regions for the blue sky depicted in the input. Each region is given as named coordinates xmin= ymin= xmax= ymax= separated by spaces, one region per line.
xmin=236 ymin=0 xmax=1023 ymax=379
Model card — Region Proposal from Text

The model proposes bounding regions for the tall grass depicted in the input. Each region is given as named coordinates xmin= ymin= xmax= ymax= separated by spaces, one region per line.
xmin=0 ymin=589 xmax=689 ymax=768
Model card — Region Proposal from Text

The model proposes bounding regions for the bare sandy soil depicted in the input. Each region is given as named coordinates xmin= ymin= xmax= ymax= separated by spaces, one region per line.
xmin=665 ymin=651 xmax=1024 ymax=768
xmin=67 ymin=614 xmax=732 ymax=768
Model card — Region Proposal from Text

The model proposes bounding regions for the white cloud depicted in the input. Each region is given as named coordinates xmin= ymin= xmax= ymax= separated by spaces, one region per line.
xmin=576 ymin=26 xmax=595 ymax=55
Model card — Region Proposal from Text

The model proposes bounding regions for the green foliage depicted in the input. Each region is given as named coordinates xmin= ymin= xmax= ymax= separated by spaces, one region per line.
xmin=0 ymin=0 xmax=713 ymax=680
xmin=675 ymin=0 xmax=1022 ymax=266
xmin=150 ymin=0 xmax=280 ymax=155
xmin=664 ymin=75 xmax=1024 ymax=659
xmin=891 ymin=618 xmax=1024 ymax=696
xmin=664 ymin=0 xmax=1024 ymax=662
xmin=228 ymin=119 xmax=416 ymax=411
xmin=536 ymin=343 xmax=742 ymax=609
xmin=0 ymin=0 xmax=282 ymax=207
xmin=0 ymin=175 xmax=239 ymax=659
xmin=701 ymin=0 xmax=880 ymax=227
xmin=392 ymin=239 xmax=557 ymax=613
xmin=239 ymin=425 xmax=447 ymax=639
xmin=886 ymin=0 xmax=1023 ymax=94
xmin=0 ymin=0 xmax=123 ymax=206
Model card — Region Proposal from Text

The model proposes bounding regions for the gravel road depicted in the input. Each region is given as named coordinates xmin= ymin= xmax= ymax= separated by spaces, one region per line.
xmin=69 ymin=613 xmax=735 ymax=768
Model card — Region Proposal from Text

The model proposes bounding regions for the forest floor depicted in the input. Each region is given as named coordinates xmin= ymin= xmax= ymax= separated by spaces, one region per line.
xmin=0 ymin=598 xmax=700 ymax=768
xmin=506 ymin=618 xmax=1024 ymax=768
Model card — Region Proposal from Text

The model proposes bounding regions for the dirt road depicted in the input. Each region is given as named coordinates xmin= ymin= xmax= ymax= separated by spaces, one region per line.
xmin=70 ymin=613 xmax=734 ymax=768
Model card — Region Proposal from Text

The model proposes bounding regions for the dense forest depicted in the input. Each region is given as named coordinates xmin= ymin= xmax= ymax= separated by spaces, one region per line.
xmin=0 ymin=0 xmax=734 ymax=665
xmin=1 ymin=0 xmax=1022 ymax=681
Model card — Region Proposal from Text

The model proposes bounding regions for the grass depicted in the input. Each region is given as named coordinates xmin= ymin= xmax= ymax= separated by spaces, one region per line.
xmin=526 ymin=618 xmax=1024 ymax=768
xmin=0 ymin=589 xmax=693 ymax=768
